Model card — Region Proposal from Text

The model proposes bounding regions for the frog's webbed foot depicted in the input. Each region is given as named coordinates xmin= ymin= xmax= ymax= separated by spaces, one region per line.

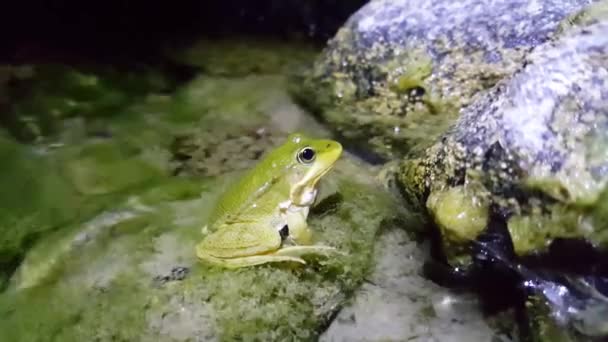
xmin=279 ymin=224 xmax=343 ymax=257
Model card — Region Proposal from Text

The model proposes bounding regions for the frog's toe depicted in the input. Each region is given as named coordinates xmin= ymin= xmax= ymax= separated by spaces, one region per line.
xmin=275 ymin=245 xmax=340 ymax=257
xmin=228 ymin=255 xmax=307 ymax=268
xmin=200 ymin=253 xmax=307 ymax=269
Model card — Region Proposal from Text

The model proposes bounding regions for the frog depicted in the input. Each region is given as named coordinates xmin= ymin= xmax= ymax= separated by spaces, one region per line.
xmin=195 ymin=132 xmax=343 ymax=268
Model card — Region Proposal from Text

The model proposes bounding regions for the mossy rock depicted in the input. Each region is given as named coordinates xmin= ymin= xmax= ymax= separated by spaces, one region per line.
xmin=290 ymin=0 xmax=595 ymax=160
xmin=0 ymin=132 xmax=85 ymax=290
xmin=0 ymin=128 xmax=177 ymax=289
xmin=0 ymin=61 xmax=194 ymax=291
xmin=1 ymin=64 xmax=176 ymax=143
xmin=394 ymin=17 xmax=608 ymax=339
xmin=0 ymin=59 xmax=410 ymax=340
xmin=0 ymin=151 xmax=400 ymax=341
xmin=398 ymin=19 xmax=608 ymax=259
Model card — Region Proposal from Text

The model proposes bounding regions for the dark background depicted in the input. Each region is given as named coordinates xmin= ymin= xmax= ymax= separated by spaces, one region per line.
xmin=0 ymin=0 xmax=368 ymax=64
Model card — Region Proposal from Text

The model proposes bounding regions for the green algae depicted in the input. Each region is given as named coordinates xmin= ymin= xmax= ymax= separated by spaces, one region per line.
xmin=170 ymin=74 xmax=278 ymax=124
xmin=388 ymin=51 xmax=433 ymax=95
xmin=526 ymin=296 xmax=578 ymax=342
xmin=0 ymin=266 xmax=150 ymax=342
xmin=507 ymin=206 xmax=584 ymax=255
xmin=63 ymin=141 xmax=166 ymax=195
xmin=0 ymin=51 xmax=405 ymax=340
xmin=426 ymin=185 xmax=490 ymax=244
xmin=0 ymin=156 xmax=399 ymax=341
xmin=290 ymin=42 xmax=457 ymax=160
xmin=0 ymin=61 xmax=191 ymax=292
xmin=1 ymin=178 xmax=207 ymax=339
xmin=507 ymin=181 xmax=608 ymax=255
xmin=0 ymin=134 xmax=85 ymax=290
xmin=590 ymin=187 xmax=608 ymax=248
xmin=0 ymin=93 xmax=189 ymax=289
xmin=2 ymin=64 xmax=176 ymax=143
xmin=291 ymin=19 xmax=523 ymax=160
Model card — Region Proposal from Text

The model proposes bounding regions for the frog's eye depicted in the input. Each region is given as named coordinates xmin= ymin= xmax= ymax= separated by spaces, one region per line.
xmin=297 ymin=147 xmax=316 ymax=164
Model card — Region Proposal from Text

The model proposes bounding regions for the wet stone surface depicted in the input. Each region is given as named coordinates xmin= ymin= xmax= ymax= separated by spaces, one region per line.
xmin=292 ymin=0 xmax=596 ymax=160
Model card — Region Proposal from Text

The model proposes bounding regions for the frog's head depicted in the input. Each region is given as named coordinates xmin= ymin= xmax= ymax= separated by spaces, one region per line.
xmin=282 ymin=133 xmax=343 ymax=206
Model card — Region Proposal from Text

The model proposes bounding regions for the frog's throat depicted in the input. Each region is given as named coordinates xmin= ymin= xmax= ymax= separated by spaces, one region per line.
xmin=290 ymin=164 xmax=333 ymax=206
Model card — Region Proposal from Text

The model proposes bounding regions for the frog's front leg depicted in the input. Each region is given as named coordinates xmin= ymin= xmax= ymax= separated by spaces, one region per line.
xmin=281 ymin=207 xmax=337 ymax=256
xmin=196 ymin=222 xmax=308 ymax=269
xmin=285 ymin=207 xmax=313 ymax=245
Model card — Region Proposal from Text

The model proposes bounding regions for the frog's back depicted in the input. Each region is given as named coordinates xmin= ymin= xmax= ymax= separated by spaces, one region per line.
xmin=207 ymin=144 xmax=294 ymax=226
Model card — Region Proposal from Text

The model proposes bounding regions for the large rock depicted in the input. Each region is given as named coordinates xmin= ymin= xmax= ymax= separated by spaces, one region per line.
xmin=396 ymin=11 xmax=608 ymax=340
xmin=1 ymin=40 xmax=552 ymax=340
xmin=399 ymin=17 xmax=608 ymax=258
xmin=291 ymin=0 xmax=596 ymax=160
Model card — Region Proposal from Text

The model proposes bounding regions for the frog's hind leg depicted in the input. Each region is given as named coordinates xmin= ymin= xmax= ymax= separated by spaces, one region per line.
xmin=198 ymin=246 xmax=338 ymax=269
xmin=197 ymin=249 xmax=307 ymax=269
xmin=275 ymin=245 xmax=339 ymax=257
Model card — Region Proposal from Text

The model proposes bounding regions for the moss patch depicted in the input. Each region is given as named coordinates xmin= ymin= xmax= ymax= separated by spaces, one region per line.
xmin=426 ymin=185 xmax=490 ymax=244
xmin=2 ymin=64 xmax=176 ymax=143
xmin=0 ymin=50 xmax=404 ymax=340
xmin=1 ymin=156 xmax=399 ymax=341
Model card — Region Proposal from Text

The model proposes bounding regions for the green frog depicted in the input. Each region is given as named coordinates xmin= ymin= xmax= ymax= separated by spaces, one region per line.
xmin=196 ymin=133 xmax=343 ymax=268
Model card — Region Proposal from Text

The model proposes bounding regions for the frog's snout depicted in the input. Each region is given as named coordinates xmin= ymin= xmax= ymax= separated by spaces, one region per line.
xmin=322 ymin=140 xmax=343 ymax=157
xmin=328 ymin=141 xmax=343 ymax=160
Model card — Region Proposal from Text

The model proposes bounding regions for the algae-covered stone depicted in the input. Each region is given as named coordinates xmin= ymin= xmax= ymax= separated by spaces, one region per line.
xmin=426 ymin=185 xmax=491 ymax=263
xmin=0 ymin=110 xmax=179 ymax=292
xmin=170 ymin=125 xmax=284 ymax=177
xmin=2 ymin=64 xmax=176 ymax=143
xmin=399 ymin=18 xmax=608 ymax=259
xmin=169 ymin=74 xmax=338 ymax=177
xmin=393 ymin=17 xmax=608 ymax=338
xmin=0 ymin=63 xmax=189 ymax=291
xmin=0 ymin=64 xmax=409 ymax=340
xmin=0 ymin=132 xmax=87 ymax=290
xmin=290 ymin=0 xmax=595 ymax=160
xmin=0 ymin=148 xmax=399 ymax=341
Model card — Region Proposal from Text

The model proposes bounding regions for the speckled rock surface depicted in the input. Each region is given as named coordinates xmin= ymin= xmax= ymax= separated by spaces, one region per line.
xmin=398 ymin=18 xmax=608 ymax=259
xmin=320 ymin=228 xmax=500 ymax=342
xmin=291 ymin=0 xmax=596 ymax=160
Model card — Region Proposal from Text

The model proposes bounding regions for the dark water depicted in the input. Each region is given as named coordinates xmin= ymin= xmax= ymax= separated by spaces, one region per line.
xmin=1 ymin=1 xmax=368 ymax=64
